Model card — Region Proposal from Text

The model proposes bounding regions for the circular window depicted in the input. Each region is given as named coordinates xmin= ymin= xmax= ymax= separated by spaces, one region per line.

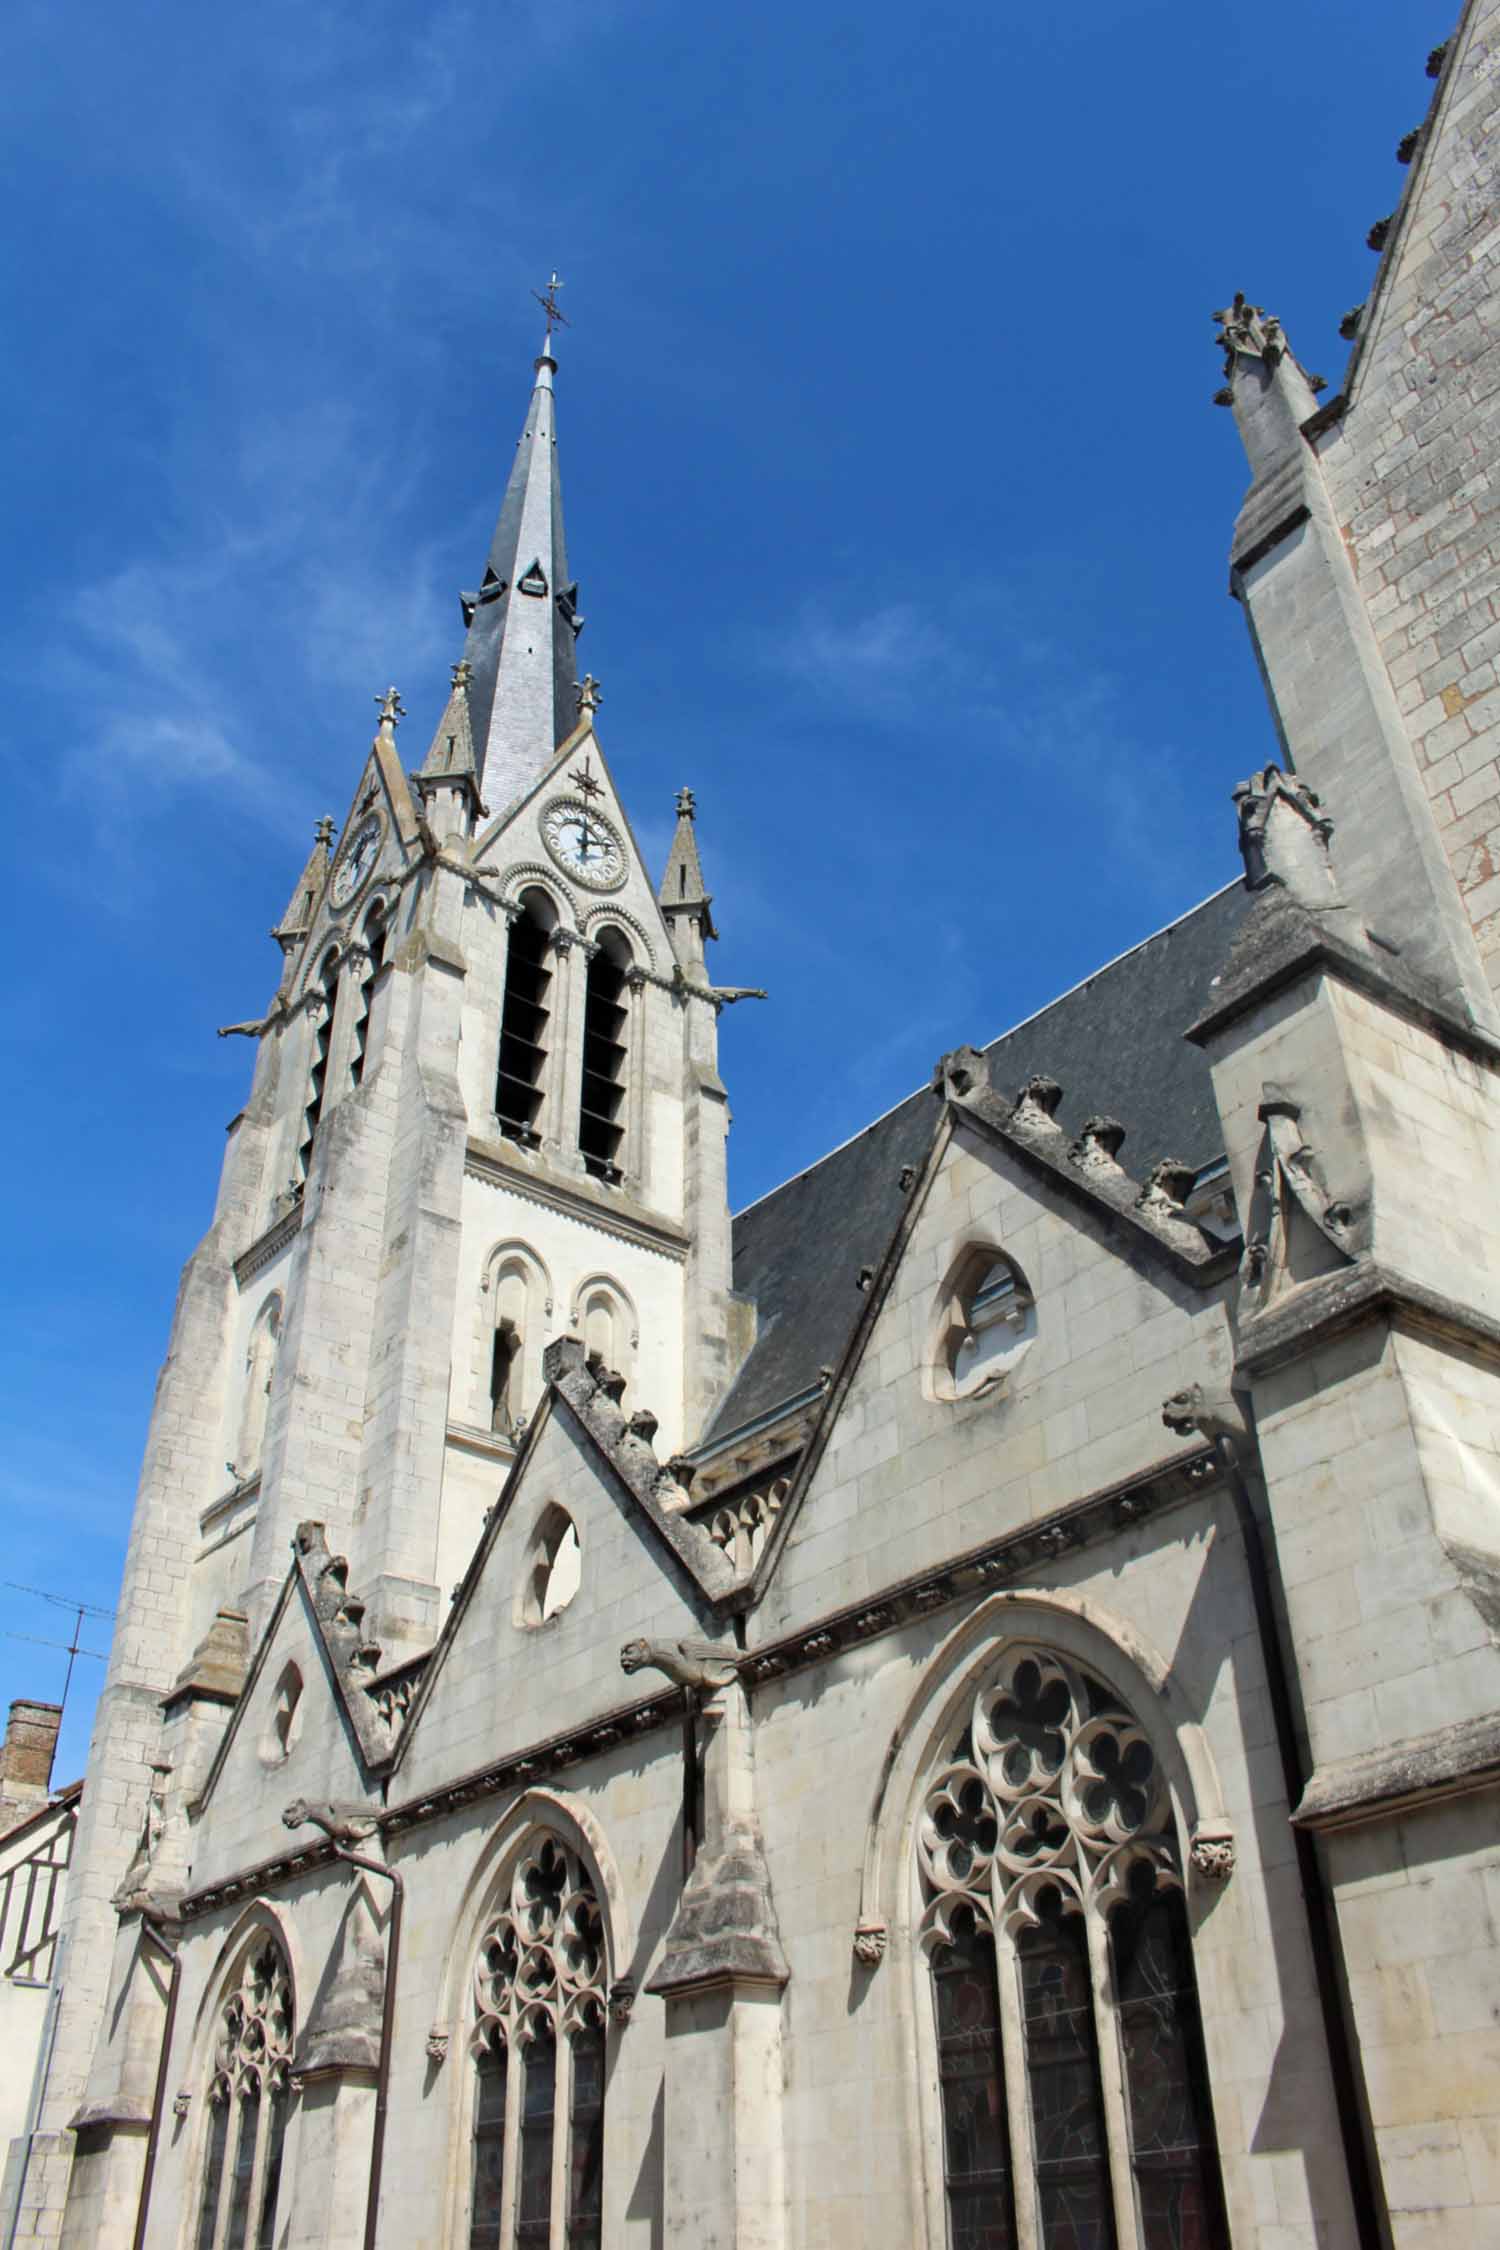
xmin=520 ymin=1506 xmax=582 ymax=1627
xmin=928 ymin=1247 xmax=1037 ymax=1403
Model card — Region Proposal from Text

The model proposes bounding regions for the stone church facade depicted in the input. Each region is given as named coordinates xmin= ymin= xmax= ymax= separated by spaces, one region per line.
xmin=10 ymin=6 xmax=1500 ymax=2246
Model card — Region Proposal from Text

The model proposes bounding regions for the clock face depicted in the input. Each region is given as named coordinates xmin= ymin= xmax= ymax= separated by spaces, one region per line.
xmin=541 ymin=799 xmax=626 ymax=890
xmin=331 ymin=813 xmax=383 ymax=908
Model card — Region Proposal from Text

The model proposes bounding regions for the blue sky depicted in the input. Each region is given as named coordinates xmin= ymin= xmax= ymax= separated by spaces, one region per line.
xmin=0 ymin=0 xmax=1449 ymax=1777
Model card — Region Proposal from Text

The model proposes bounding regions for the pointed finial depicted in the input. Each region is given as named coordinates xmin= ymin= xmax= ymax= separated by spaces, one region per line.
xmin=532 ymin=271 xmax=571 ymax=354
xmin=676 ymin=787 xmax=696 ymax=820
xmin=314 ymin=814 xmax=336 ymax=848
xmin=375 ymin=687 xmax=406 ymax=732
xmin=451 ymin=659 xmax=472 ymax=693
xmin=575 ymin=674 xmax=602 ymax=716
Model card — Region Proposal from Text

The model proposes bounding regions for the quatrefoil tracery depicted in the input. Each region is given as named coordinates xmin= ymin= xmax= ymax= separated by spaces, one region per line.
xmin=918 ymin=1648 xmax=1179 ymax=1950
xmin=471 ymin=1837 xmax=607 ymax=2060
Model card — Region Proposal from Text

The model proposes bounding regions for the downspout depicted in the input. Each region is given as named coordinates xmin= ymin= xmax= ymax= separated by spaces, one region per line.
xmin=130 ymin=1916 xmax=182 ymax=2250
xmin=1220 ymin=1444 xmax=1390 ymax=2250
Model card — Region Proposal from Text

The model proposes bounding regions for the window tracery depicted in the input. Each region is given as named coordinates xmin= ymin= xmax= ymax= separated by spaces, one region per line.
xmin=468 ymin=1836 xmax=607 ymax=2250
xmin=929 ymin=1248 xmax=1036 ymax=1403
xmin=193 ymin=1936 xmax=294 ymax=2250
xmin=918 ymin=1647 xmax=1226 ymax=2250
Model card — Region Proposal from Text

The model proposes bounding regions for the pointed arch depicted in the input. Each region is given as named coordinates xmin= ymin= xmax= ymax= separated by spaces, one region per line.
xmin=436 ymin=1792 xmax=631 ymax=2250
xmin=856 ymin=1589 xmax=1234 ymax=1950
xmin=182 ymin=1904 xmax=302 ymax=2250
xmin=875 ymin=1596 xmax=1235 ymax=2250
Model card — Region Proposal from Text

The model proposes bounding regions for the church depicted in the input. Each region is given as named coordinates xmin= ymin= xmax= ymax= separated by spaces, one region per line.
xmin=8 ymin=5 xmax=1500 ymax=2246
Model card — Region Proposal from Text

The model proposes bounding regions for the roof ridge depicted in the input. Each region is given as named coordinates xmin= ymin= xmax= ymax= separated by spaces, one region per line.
xmin=731 ymin=877 xmax=1244 ymax=1222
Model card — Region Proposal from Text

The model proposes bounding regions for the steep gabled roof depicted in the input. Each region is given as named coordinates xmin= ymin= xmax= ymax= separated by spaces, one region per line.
xmin=713 ymin=879 xmax=1253 ymax=1439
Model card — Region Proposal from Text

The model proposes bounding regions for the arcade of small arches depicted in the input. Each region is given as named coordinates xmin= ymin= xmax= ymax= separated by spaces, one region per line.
xmin=478 ymin=1248 xmax=636 ymax=1440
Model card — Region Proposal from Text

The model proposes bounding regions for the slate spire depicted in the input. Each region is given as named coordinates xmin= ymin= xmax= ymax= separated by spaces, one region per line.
xmin=458 ymin=333 xmax=581 ymax=822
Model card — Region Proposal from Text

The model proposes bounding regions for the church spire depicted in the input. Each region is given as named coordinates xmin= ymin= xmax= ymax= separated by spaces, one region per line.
xmin=459 ymin=294 xmax=581 ymax=823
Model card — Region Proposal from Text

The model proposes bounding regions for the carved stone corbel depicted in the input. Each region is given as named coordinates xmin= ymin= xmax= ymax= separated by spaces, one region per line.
xmin=1189 ymin=1831 xmax=1236 ymax=1882
xmin=852 ymin=1921 xmax=888 ymax=1967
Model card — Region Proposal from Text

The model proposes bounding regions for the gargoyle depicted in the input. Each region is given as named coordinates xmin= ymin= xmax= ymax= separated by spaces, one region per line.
xmin=619 ymin=1638 xmax=740 ymax=1692
xmin=282 ymin=1799 xmax=380 ymax=1845
xmin=1161 ymin=1382 xmax=1251 ymax=1457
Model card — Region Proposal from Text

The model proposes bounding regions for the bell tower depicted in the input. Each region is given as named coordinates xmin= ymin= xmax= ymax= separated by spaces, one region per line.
xmin=26 ymin=311 xmax=752 ymax=2220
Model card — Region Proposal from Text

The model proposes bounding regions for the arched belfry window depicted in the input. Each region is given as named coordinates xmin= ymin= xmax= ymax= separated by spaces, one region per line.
xmin=297 ymin=951 xmax=340 ymax=1180
xmin=349 ymin=902 xmax=387 ymax=1088
xmin=468 ymin=1835 xmax=608 ymax=2250
xmin=578 ymin=930 xmax=630 ymax=1183
xmin=917 ymin=1647 xmax=1227 ymax=2250
xmin=193 ymin=1934 xmax=295 ymax=2250
xmin=497 ymin=892 xmax=557 ymax=1148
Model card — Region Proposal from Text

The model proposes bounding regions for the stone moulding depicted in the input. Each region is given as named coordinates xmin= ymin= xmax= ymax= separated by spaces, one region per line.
xmin=1235 ymin=1259 xmax=1500 ymax=1383
xmin=464 ymin=1138 xmax=689 ymax=1262
xmin=1295 ymin=1710 xmax=1500 ymax=1834
xmin=739 ymin=1444 xmax=1223 ymax=1690
xmin=176 ymin=1447 xmax=1222 ymax=1921
xmin=233 ymin=1206 xmax=303 ymax=1288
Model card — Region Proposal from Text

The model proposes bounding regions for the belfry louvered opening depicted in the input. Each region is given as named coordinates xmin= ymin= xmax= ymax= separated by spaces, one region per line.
xmin=496 ymin=893 xmax=555 ymax=1146
xmin=297 ymin=951 xmax=340 ymax=1180
xmin=578 ymin=930 xmax=630 ymax=1182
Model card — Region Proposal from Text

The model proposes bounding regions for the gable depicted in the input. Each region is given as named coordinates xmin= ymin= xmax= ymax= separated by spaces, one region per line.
xmin=295 ymin=741 xmax=419 ymax=989
xmin=473 ymin=719 xmax=677 ymax=971
xmin=752 ymin=1113 xmax=1236 ymax=1641
xmin=396 ymin=1394 xmax=729 ymax=1796
xmin=717 ymin=880 xmax=1250 ymax=1443
xmin=189 ymin=1573 xmax=369 ymax=1891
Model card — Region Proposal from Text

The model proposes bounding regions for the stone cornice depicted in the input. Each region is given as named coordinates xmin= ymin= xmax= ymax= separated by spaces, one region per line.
xmin=174 ymin=1443 xmax=1223 ymax=1917
xmin=738 ymin=1444 xmax=1223 ymax=1679
xmin=1235 ymin=1259 xmax=1500 ymax=1382
xmin=234 ymin=1207 xmax=302 ymax=1287
xmin=464 ymin=1137 xmax=689 ymax=1259
xmin=1295 ymin=1706 xmax=1500 ymax=1833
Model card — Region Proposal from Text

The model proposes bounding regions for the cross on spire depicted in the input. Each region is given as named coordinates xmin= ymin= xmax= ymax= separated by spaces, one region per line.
xmin=532 ymin=271 xmax=570 ymax=351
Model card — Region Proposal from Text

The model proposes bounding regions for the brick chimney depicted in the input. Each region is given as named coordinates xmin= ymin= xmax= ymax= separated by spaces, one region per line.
xmin=0 ymin=1698 xmax=63 ymax=1833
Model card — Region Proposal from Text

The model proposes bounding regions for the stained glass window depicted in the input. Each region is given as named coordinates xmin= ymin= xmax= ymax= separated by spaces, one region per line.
xmin=919 ymin=1646 xmax=1228 ymax=2250
xmin=193 ymin=1937 xmax=294 ymax=2250
xmin=468 ymin=1834 xmax=609 ymax=2248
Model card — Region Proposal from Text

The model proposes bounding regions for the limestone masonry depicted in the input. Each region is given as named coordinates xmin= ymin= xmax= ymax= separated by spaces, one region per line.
xmin=9 ymin=9 xmax=1500 ymax=2245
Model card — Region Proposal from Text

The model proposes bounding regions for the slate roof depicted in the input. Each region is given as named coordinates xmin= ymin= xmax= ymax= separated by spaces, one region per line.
xmin=709 ymin=880 xmax=1253 ymax=1440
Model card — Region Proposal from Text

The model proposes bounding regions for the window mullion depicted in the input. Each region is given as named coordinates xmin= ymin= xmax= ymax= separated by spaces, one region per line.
xmin=499 ymin=2029 xmax=523 ymax=2248
xmin=241 ymin=2083 xmax=275 ymax=2250
xmin=992 ymin=1908 xmax=1043 ymax=2250
xmin=550 ymin=2025 xmax=574 ymax=2246
xmin=1083 ymin=1896 xmax=1145 ymax=2250
xmin=208 ymin=2094 xmax=238 ymax=2250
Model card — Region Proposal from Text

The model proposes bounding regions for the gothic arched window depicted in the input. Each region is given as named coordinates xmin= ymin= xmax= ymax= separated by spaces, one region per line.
xmin=496 ymin=892 xmax=556 ymax=1148
xmin=917 ymin=1647 xmax=1228 ymax=2250
xmin=349 ymin=902 xmax=387 ymax=1088
xmin=577 ymin=929 xmax=630 ymax=1183
xmin=577 ymin=1281 xmax=634 ymax=1402
xmin=468 ymin=1835 xmax=608 ymax=2250
xmin=193 ymin=1934 xmax=295 ymax=2250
